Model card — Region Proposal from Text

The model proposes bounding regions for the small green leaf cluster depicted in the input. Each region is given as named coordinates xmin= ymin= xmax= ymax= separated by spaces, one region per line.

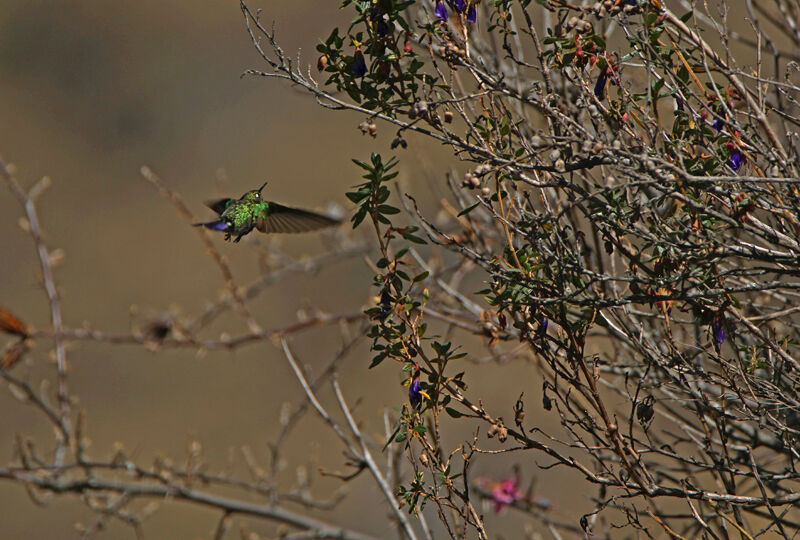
xmin=316 ymin=1 xmax=436 ymax=111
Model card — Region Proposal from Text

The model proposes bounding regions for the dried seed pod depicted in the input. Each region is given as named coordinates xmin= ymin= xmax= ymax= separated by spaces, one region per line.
xmin=488 ymin=418 xmax=507 ymax=442
xmin=636 ymin=395 xmax=655 ymax=426
xmin=474 ymin=164 xmax=491 ymax=175
xmin=462 ymin=172 xmax=480 ymax=189
xmin=143 ymin=319 xmax=172 ymax=342
xmin=2 ymin=339 xmax=31 ymax=369
xmin=514 ymin=395 xmax=525 ymax=425
xmin=497 ymin=424 xmax=508 ymax=442
xmin=0 ymin=307 xmax=30 ymax=338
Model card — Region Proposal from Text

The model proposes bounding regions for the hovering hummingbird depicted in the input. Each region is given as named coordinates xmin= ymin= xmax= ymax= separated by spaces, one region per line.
xmin=194 ymin=182 xmax=341 ymax=242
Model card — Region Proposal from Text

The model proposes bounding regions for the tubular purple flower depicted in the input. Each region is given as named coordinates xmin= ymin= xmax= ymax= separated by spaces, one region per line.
xmin=379 ymin=290 xmax=392 ymax=317
xmin=713 ymin=314 xmax=726 ymax=346
xmin=351 ymin=50 xmax=367 ymax=77
xmin=712 ymin=117 xmax=723 ymax=131
xmin=728 ymin=149 xmax=744 ymax=170
xmin=594 ymin=70 xmax=608 ymax=99
xmin=467 ymin=4 xmax=477 ymax=23
xmin=455 ymin=0 xmax=467 ymax=12
xmin=377 ymin=19 xmax=390 ymax=37
xmin=409 ymin=368 xmax=422 ymax=409
xmin=434 ymin=1 xmax=449 ymax=20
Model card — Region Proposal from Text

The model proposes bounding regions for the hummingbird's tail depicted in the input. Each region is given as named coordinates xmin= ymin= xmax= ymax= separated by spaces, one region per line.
xmin=194 ymin=219 xmax=230 ymax=232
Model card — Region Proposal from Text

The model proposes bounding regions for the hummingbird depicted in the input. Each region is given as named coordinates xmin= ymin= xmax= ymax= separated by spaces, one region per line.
xmin=194 ymin=182 xmax=341 ymax=242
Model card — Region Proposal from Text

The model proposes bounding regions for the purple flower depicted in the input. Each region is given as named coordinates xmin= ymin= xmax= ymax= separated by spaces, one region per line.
xmin=377 ymin=19 xmax=390 ymax=37
xmin=540 ymin=316 xmax=548 ymax=334
xmin=409 ymin=367 xmax=422 ymax=409
xmin=594 ymin=70 xmax=608 ymax=99
xmin=351 ymin=50 xmax=367 ymax=77
xmin=728 ymin=148 xmax=744 ymax=170
xmin=455 ymin=0 xmax=467 ymax=12
xmin=467 ymin=4 xmax=477 ymax=23
xmin=434 ymin=1 xmax=448 ymax=21
xmin=712 ymin=117 xmax=723 ymax=131
xmin=713 ymin=314 xmax=726 ymax=346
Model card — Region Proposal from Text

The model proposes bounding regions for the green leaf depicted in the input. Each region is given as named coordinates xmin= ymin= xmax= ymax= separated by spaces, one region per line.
xmin=413 ymin=271 xmax=429 ymax=283
xmin=352 ymin=207 xmax=368 ymax=228
xmin=346 ymin=191 xmax=368 ymax=203
xmin=378 ymin=204 xmax=400 ymax=215
xmin=369 ymin=353 xmax=387 ymax=368
xmin=401 ymin=231 xmax=427 ymax=244
xmin=445 ymin=407 xmax=463 ymax=418
xmin=457 ymin=201 xmax=480 ymax=216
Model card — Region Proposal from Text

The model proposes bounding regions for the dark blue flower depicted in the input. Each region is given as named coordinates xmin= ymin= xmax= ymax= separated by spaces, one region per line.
xmin=409 ymin=368 xmax=422 ymax=410
xmin=351 ymin=50 xmax=367 ymax=77
xmin=455 ymin=0 xmax=467 ymax=12
xmin=434 ymin=1 xmax=448 ymax=20
xmin=728 ymin=148 xmax=744 ymax=170
xmin=539 ymin=316 xmax=548 ymax=335
xmin=379 ymin=290 xmax=392 ymax=317
xmin=594 ymin=70 xmax=608 ymax=99
xmin=713 ymin=314 xmax=726 ymax=347
xmin=467 ymin=4 xmax=477 ymax=23
xmin=377 ymin=19 xmax=390 ymax=37
xmin=712 ymin=117 xmax=723 ymax=131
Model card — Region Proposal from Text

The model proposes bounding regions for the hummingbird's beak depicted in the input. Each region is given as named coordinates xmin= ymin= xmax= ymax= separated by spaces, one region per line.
xmin=258 ymin=182 xmax=267 ymax=194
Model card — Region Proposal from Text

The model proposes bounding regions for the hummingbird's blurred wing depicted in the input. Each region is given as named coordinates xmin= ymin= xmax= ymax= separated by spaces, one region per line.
xmin=256 ymin=203 xmax=341 ymax=234
xmin=205 ymin=198 xmax=236 ymax=215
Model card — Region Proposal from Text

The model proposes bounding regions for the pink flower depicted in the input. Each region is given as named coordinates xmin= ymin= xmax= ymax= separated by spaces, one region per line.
xmin=490 ymin=477 xmax=523 ymax=513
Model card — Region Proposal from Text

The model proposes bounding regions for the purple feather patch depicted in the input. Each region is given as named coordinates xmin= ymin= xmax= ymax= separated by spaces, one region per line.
xmin=207 ymin=220 xmax=230 ymax=231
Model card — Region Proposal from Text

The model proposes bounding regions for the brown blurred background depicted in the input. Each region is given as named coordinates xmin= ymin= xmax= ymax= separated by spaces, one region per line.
xmin=0 ymin=1 xmax=587 ymax=538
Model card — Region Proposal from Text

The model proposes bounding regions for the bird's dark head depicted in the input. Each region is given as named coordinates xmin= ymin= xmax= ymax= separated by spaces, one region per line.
xmin=242 ymin=182 xmax=268 ymax=201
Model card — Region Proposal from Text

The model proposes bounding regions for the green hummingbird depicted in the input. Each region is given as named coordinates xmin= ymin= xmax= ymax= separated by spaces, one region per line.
xmin=194 ymin=182 xmax=341 ymax=242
